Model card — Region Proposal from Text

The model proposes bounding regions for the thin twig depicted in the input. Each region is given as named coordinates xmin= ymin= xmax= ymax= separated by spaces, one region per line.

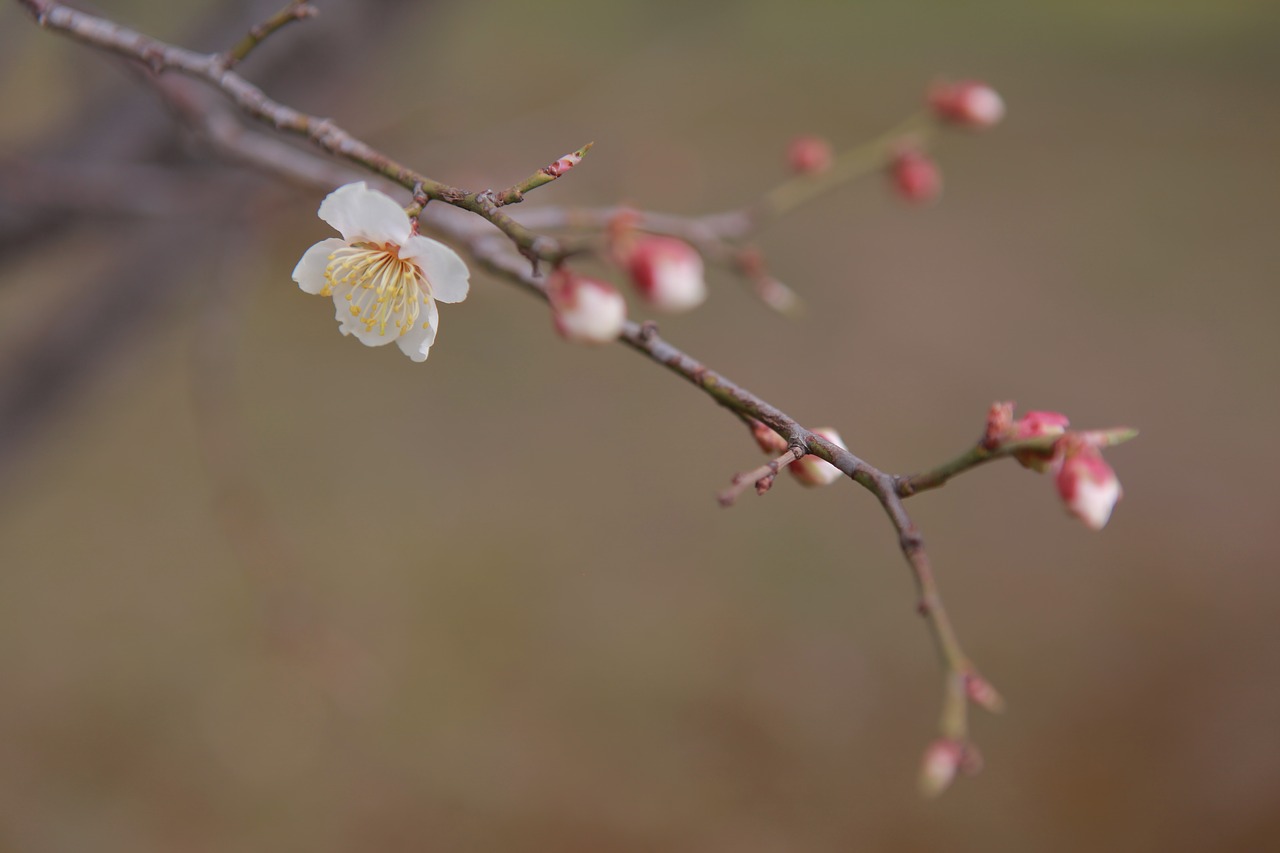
xmin=221 ymin=0 xmax=316 ymax=68
xmin=14 ymin=0 xmax=568 ymax=261
xmin=490 ymin=141 xmax=594 ymax=207
xmin=717 ymin=448 xmax=802 ymax=507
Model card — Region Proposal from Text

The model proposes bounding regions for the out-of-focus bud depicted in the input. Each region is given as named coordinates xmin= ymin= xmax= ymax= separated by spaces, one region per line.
xmin=919 ymin=738 xmax=964 ymax=798
xmin=984 ymin=401 xmax=1015 ymax=448
xmin=748 ymin=419 xmax=789 ymax=455
xmin=786 ymin=134 xmax=833 ymax=175
xmin=958 ymin=742 xmax=984 ymax=777
xmin=1012 ymin=410 xmax=1071 ymax=440
xmin=789 ymin=428 xmax=846 ymax=487
xmin=1011 ymin=410 xmax=1071 ymax=472
xmin=928 ymin=80 xmax=1005 ymax=129
xmin=964 ymin=670 xmax=1006 ymax=714
xmin=1055 ymin=436 xmax=1122 ymax=531
xmin=548 ymin=270 xmax=627 ymax=344
xmin=888 ymin=146 xmax=942 ymax=205
xmin=625 ymin=236 xmax=707 ymax=313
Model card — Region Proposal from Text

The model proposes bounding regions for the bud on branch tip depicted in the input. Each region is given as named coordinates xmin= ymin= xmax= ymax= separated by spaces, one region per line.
xmin=928 ymin=79 xmax=1005 ymax=129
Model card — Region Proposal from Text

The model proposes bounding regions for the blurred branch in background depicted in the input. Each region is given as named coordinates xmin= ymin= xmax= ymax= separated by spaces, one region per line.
xmin=0 ymin=0 xmax=433 ymax=711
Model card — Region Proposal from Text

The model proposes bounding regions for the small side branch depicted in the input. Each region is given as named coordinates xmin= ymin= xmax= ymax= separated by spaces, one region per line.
xmin=897 ymin=427 xmax=1138 ymax=497
xmin=718 ymin=448 xmax=801 ymax=507
xmin=491 ymin=142 xmax=594 ymax=207
xmin=221 ymin=0 xmax=316 ymax=68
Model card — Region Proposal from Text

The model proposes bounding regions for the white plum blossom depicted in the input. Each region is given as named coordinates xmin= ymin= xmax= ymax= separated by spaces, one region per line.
xmin=292 ymin=182 xmax=469 ymax=362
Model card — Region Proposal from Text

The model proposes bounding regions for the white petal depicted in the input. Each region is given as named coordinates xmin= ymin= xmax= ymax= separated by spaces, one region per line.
xmin=331 ymin=287 xmax=397 ymax=348
xmin=653 ymin=255 xmax=707 ymax=312
xmin=395 ymin=298 xmax=440 ymax=362
xmin=317 ymin=182 xmax=412 ymax=246
xmin=402 ymin=235 xmax=470 ymax=303
xmin=555 ymin=281 xmax=626 ymax=344
xmin=292 ymin=237 xmax=348 ymax=294
xmin=1070 ymin=477 xmax=1121 ymax=531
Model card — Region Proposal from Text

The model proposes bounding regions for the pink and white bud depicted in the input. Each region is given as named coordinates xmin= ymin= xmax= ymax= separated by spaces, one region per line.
xmin=549 ymin=271 xmax=627 ymax=345
xmin=964 ymin=671 xmax=1005 ymax=714
xmin=545 ymin=151 xmax=584 ymax=178
xmin=789 ymin=428 xmax=846 ymax=487
xmin=1012 ymin=410 xmax=1071 ymax=441
xmin=1055 ymin=438 xmax=1123 ymax=531
xmin=1011 ymin=409 xmax=1071 ymax=472
xmin=625 ymin=236 xmax=707 ymax=313
xmin=748 ymin=419 xmax=789 ymax=455
xmin=919 ymin=738 xmax=964 ymax=798
xmin=786 ymin=135 xmax=833 ymax=175
xmin=888 ymin=147 xmax=942 ymax=205
xmin=928 ymin=80 xmax=1005 ymax=129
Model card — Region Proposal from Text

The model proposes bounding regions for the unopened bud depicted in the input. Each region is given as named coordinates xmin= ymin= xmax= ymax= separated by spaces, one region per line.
xmin=545 ymin=144 xmax=589 ymax=178
xmin=1013 ymin=411 xmax=1071 ymax=440
xmin=1011 ymin=410 xmax=1071 ymax=472
xmin=919 ymin=738 xmax=964 ymax=798
xmin=786 ymin=135 xmax=833 ymax=175
xmin=983 ymin=401 xmax=1015 ymax=448
xmin=749 ymin=419 xmax=789 ymax=455
xmin=625 ymin=236 xmax=707 ymax=313
xmin=789 ymin=428 xmax=846 ymax=487
xmin=549 ymin=270 xmax=627 ymax=345
xmin=1055 ymin=436 xmax=1122 ymax=531
xmin=929 ymin=80 xmax=1005 ymax=129
xmin=888 ymin=147 xmax=942 ymax=205
xmin=964 ymin=671 xmax=1005 ymax=713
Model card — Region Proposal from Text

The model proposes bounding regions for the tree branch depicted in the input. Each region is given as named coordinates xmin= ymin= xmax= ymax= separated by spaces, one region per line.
xmin=12 ymin=0 xmax=1135 ymax=795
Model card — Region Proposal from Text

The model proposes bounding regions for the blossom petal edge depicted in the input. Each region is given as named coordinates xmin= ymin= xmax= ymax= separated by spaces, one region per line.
xmin=403 ymin=235 xmax=470 ymax=304
xmin=293 ymin=237 xmax=347 ymax=294
xmin=318 ymin=182 xmax=412 ymax=246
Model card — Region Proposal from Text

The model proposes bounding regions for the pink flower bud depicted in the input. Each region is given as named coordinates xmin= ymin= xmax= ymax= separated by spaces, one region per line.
xmin=928 ymin=80 xmax=1005 ymax=129
xmin=964 ymin=671 xmax=1005 ymax=713
xmin=748 ymin=419 xmax=789 ymax=455
xmin=548 ymin=270 xmax=627 ymax=345
xmin=1055 ymin=437 xmax=1122 ymax=531
xmin=983 ymin=401 xmax=1015 ymax=448
xmin=919 ymin=738 xmax=964 ymax=797
xmin=1011 ymin=410 xmax=1071 ymax=472
xmin=625 ymin=236 xmax=707 ymax=313
xmin=789 ymin=428 xmax=846 ymax=487
xmin=1012 ymin=410 xmax=1071 ymax=440
xmin=888 ymin=147 xmax=942 ymax=205
xmin=786 ymin=135 xmax=833 ymax=175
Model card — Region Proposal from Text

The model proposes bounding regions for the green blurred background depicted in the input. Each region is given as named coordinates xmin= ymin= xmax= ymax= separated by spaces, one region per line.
xmin=1 ymin=0 xmax=1278 ymax=850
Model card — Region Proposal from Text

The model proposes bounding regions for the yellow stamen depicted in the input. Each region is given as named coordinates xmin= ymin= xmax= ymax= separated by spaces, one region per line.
xmin=324 ymin=242 xmax=426 ymax=336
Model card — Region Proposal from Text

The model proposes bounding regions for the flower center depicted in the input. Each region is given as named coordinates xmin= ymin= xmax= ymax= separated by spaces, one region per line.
xmin=323 ymin=242 xmax=428 ymax=336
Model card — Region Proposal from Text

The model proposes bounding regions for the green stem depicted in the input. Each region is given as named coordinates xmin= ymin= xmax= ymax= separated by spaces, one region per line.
xmin=754 ymin=112 xmax=935 ymax=221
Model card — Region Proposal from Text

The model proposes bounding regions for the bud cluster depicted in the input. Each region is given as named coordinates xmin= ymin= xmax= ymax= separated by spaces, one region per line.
xmin=548 ymin=218 xmax=714 ymax=344
xmin=985 ymin=402 xmax=1126 ymax=530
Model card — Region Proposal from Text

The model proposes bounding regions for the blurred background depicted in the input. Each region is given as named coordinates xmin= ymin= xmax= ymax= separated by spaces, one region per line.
xmin=2 ymin=0 xmax=1278 ymax=850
